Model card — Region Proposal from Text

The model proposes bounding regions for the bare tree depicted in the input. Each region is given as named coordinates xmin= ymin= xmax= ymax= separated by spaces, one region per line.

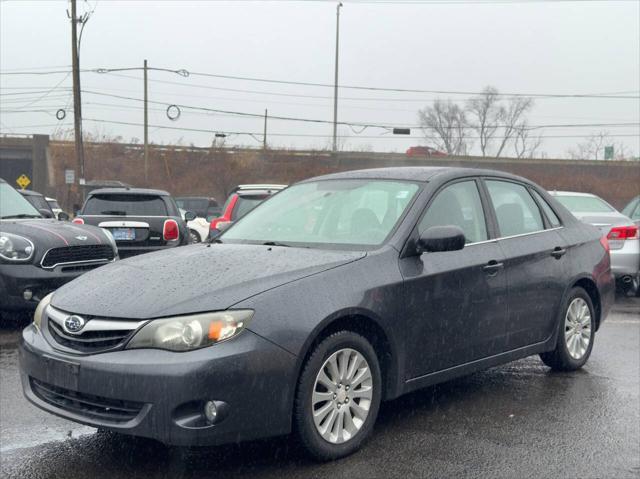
xmin=566 ymin=131 xmax=632 ymax=160
xmin=418 ymin=100 xmax=469 ymax=155
xmin=514 ymin=122 xmax=543 ymax=159
xmin=493 ymin=96 xmax=534 ymax=158
xmin=466 ymin=86 xmax=501 ymax=156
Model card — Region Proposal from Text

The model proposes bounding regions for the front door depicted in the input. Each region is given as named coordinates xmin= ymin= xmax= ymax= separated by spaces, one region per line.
xmin=400 ymin=179 xmax=508 ymax=379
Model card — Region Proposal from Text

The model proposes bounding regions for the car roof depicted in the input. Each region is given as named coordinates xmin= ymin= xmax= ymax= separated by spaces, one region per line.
xmin=549 ymin=191 xmax=599 ymax=198
xmin=88 ymin=187 xmax=170 ymax=196
xmin=303 ymin=166 xmax=529 ymax=183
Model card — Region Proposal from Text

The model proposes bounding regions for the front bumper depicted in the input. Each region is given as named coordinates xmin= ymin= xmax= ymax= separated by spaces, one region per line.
xmin=19 ymin=325 xmax=297 ymax=446
xmin=0 ymin=263 xmax=85 ymax=311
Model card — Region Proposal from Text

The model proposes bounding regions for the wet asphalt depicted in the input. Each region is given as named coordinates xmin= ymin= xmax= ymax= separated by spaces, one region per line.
xmin=0 ymin=298 xmax=638 ymax=479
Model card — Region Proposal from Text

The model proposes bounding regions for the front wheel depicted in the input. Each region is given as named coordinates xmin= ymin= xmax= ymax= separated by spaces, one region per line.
xmin=540 ymin=287 xmax=595 ymax=371
xmin=294 ymin=331 xmax=382 ymax=461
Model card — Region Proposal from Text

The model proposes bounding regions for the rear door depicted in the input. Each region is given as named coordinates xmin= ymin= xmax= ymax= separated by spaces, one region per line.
xmin=400 ymin=179 xmax=509 ymax=378
xmin=483 ymin=179 xmax=568 ymax=349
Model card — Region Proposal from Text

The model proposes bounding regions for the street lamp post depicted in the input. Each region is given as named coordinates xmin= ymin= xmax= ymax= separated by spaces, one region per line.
xmin=332 ymin=2 xmax=343 ymax=153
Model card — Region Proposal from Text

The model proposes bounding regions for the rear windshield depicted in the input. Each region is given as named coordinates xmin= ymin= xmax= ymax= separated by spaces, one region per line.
xmin=47 ymin=199 xmax=61 ymax=209
xmin=233 ymin=195 xmax=268 ymax=220
xmin=176 ymin=198 xmax=208 ymax=215
xmin=26 ymin=194 xmax=52 ymax=212
xmin=83 ymin=194 xmax=168 ymax=216
xmin=554 ymin=195 xmax=614 ymax=213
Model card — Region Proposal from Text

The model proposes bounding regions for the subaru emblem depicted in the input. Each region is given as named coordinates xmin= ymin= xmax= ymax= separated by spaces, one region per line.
xmin=64 ymin=315 xmax=86 ymax=334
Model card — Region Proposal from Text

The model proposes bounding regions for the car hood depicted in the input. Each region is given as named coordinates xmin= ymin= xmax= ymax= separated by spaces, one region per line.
xmin=570 ymin=212 xmax=633 ymax=233
xmin=51 ymin=243 xmax=366 ymax=319
xmin=0 ymin=218 xmax=111 ymax=254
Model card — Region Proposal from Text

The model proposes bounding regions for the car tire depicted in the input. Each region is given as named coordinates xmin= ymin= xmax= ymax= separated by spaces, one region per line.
xmin=293 ymin=331 xmax=382 ymax=461
xmin=189 ymin=230 xmax=201 ymax=243
xmin=540 ymin=287 xmax=596 ymax=371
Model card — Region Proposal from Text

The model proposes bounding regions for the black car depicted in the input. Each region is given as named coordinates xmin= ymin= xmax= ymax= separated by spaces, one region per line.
xmin=0 ymin=178 xmax=117 ymax=311
xmin=175 ymin=196 xmax=220 ymax=221
xmin=74 ymin=188 xmax=194 ymax=259
xmin=20 ymin=167 xmax=614 ymax=460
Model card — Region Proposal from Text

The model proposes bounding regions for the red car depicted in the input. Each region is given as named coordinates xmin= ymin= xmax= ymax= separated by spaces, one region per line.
xmin=406 ymin=146 xmax=448 ymax=158
xmin=209 ymin=184 xmax=286 ymax=238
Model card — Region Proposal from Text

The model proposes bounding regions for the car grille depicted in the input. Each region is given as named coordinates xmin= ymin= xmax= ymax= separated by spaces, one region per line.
xmin=45 ymin=306 xmax=147 ymax=354
xmin=30 ymin=378 xmax=144 ymax=423
xmin=41 ymin=245 xmax=115 ymax=268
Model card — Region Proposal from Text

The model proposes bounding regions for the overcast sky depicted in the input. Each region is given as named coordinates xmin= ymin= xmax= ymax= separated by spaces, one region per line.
xmin=1 ymin=0 xmax=639 ymax=157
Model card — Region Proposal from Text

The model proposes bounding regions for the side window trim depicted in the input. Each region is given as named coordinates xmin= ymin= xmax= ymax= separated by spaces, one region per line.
xmin=480 ymin=176 xmax=551 ymax=239
xmin=414 ymin=177 xmax=491 ymax=244
xmin=528 ymin=187 xmax=563 ymax=229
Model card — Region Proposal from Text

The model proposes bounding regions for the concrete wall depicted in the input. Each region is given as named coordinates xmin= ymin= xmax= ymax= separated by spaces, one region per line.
xmin=8 ymin=137 xmax=640 ymax=211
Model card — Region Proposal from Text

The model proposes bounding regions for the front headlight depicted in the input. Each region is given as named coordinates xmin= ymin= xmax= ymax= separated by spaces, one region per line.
xmin=126 ymin=310 xmax=254 ymax=352
xmin=0 ymin=232 xmax=34 ymax=262
xmin=33 ymin=293 xmax=53 ymax=330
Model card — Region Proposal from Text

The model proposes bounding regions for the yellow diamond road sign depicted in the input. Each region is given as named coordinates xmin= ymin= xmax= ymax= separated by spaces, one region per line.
xmin=16 ymin=174 xmax=31 ymax=190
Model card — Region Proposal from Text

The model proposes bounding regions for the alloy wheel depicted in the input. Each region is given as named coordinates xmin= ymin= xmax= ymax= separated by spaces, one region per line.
xmin=311 ymin=348 xmax=373 ymax=444
xmin=564 ymin=297 xmax=592 ymax=360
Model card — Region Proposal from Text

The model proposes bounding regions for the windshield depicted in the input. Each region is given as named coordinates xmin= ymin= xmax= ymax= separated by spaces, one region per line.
xmin=0 ymin=183 xmax=42 ymax=219
xmin=555 ymin=195 xmax=614 ymax=213
xmin=176 ymin=198 xmax=209 ymax=216
xmin=222 ymin=179 xmax=420 ymax=247
xmin=47 ymin=199 xmax=61 ymax=209
xmin=83 ymin=194 xmax=168 ymax=216
xmin=25 ymin=194 xmax=52 ymax=212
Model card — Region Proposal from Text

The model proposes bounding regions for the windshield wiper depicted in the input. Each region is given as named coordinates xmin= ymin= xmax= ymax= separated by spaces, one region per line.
xmin=1 ymin=214 xmax=42 ymax=219
xmin=262 ymin=241 xmax=292 ymax=247
xmin=100 ymin=210 xmax=127 ymax=216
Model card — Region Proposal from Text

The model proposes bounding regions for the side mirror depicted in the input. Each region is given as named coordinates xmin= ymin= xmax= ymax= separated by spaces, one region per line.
xmin=184 ymin=211 xmax=197 ymax=221
xmin=39 ymin=208 xmax=54 ymax=219
xmin=416 ymin=225 xmax=466 ymax=254
xmin=57 ymin=211 xmax=70 ymax=221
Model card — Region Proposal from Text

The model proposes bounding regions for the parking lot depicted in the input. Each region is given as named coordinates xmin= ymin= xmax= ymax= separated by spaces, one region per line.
xmin=1 ymin=296 xmax=638 ymax=479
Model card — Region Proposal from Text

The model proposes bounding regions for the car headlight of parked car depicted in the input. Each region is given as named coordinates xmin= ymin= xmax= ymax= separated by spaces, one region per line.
xmin=0 ymin=232 xmax=35 ymax=262
xmin=33 ymin=292 xmax=53 ymax=330
xmin=126 ymin=310 xmax=254 ymax=352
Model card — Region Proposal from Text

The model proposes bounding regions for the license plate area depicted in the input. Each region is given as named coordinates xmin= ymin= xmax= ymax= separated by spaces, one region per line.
xmin=111 ymin=228 xmax=135 ymax=241
xmin=42 ymin=355 xmax=80 ymax=391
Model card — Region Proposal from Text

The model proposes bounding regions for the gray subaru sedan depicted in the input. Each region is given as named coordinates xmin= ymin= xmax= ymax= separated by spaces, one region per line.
xmin=19 ymin=167 xmax=614 ymax=460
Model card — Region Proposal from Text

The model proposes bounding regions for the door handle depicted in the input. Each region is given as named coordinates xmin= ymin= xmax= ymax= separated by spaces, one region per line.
xmin=551 ymin=247 xmax=567 ymax=259
xmin=483 ymin=260 xmax=504 ymax=275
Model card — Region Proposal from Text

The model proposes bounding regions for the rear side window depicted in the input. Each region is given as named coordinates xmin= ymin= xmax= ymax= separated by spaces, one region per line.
xmin=486 ymin=180 xmax=544 ymax=237
xmin=531 ymin=190 xmax=561 ymax=227
xmin=83 ymin=194 xmax=167 ymax=216
xmin=419 ymin=180 xmax=488 ymax=244
xmin=233 ymin=195 xmax=267 ymax=220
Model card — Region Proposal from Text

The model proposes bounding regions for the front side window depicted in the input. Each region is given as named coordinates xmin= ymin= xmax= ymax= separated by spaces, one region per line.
xmin=486 ymin=180 xmax=544 ymax=237
xmin=418 ymin=180 xmax=488 ymax=244
xmin=82 ymin=194 xmax=168 ymax=216
xmin=222 ymin=179 xmax=420 ymax=247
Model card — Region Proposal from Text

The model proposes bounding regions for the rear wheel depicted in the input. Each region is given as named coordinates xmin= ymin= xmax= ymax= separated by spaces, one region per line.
xmin=540 ymin=287 xmax=595 ymax=371
xmin=294 ymin=331 xmax=382 ymax=461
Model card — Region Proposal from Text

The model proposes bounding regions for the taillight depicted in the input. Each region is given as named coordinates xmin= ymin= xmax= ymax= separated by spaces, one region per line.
xmin=72 ymin=218 xmax=84 ymax=225
xmin=163 ymin=219 xmax=179 ymax=241
xmin=210 ymin=217 xmax=222 ymax=230
xmin=607 ymin=225 xmax=639 ymax=240
xmin=600 ymin=235 xmax=610 ymax=253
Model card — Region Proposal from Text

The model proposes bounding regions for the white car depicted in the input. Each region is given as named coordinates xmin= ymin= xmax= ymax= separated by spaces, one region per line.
xmin=180 ymin=208 xmax=209 ymax=243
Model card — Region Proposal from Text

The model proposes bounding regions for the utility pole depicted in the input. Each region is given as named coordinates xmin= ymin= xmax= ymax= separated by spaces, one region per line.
xmin=263 ymin=109 xmax=268 ymax=150
xmin=70 ymin=0 xmax=85 ymax=198
xmin=332 ymin=2 xmax=343 ymax=153
xmin=144 ymin=59 xmax=149 ymax=186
